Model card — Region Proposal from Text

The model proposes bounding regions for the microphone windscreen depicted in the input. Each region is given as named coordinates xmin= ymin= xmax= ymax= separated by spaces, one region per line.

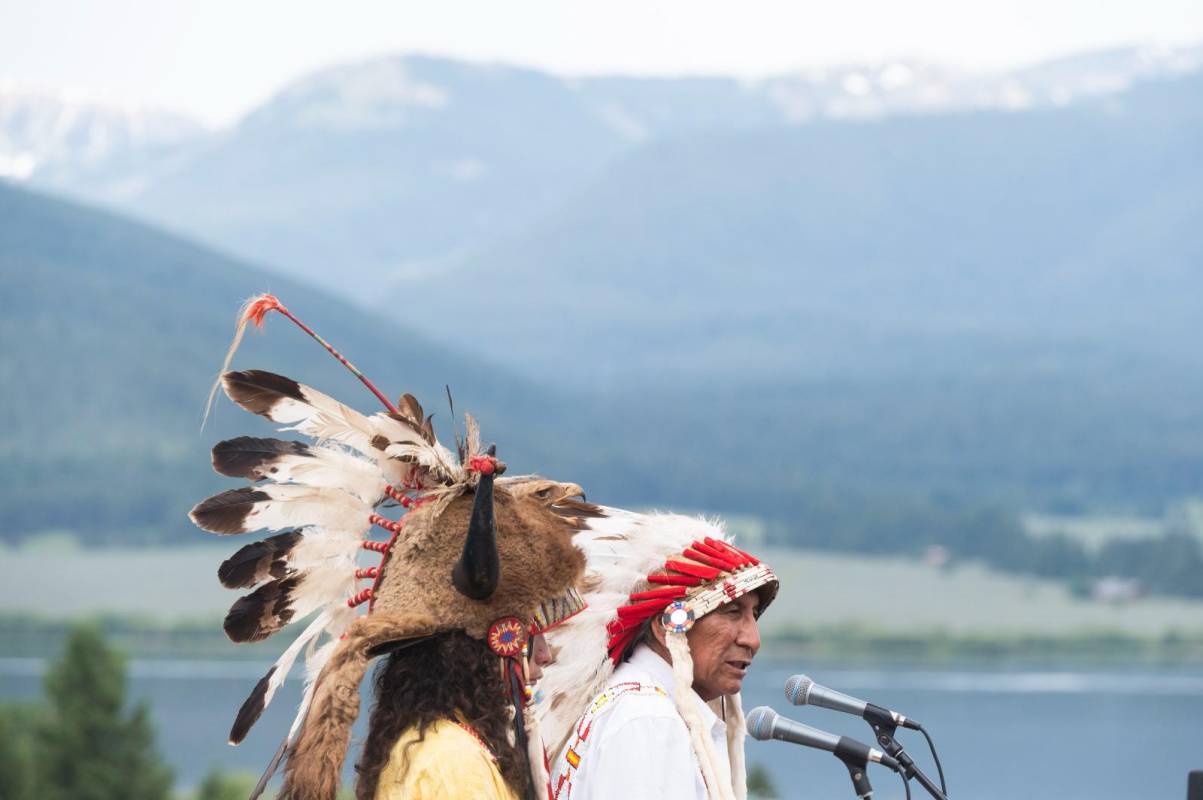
xmin=784 ymin=674 xmax=814 ymax=705
xmin=1188 ymin=770 xmax=1203 ymax=800
xmin=746 ymin=706 xmax=778 ymax=741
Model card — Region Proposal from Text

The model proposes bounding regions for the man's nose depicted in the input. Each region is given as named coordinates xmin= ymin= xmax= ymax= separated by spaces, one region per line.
xmin=736 ymin=615 xmax=761 ymax=655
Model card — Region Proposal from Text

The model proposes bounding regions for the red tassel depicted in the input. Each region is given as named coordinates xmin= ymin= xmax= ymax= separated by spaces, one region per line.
xmin=628 ymin=586 xmax=687 ymax=603
xmin=243 ymin=294 xmax=284 ymax=327
xmin=665 ymin=560 xmax=720 ymax=581
xmin=468 ymin=455 xmax=497 ymax=475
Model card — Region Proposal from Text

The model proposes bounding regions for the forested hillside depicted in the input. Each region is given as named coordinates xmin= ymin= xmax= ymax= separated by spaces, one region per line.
xmin=0 ymin=181 xmax=567 ymax=543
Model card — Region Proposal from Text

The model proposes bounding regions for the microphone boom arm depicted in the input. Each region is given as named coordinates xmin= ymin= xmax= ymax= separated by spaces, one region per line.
xmin=863 ymin=706 xmax=947 ymax=800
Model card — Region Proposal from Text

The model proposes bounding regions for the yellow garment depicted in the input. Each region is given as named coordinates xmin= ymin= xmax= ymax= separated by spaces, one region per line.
xmin=374 ymin=719 xmax=520 ymax=800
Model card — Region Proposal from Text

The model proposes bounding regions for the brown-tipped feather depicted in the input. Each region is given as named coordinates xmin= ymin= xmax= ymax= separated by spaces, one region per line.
xmin=218 ymin=531 xmax=302 ymax=589
xmin=212 ymin=437 xmax=313 ymax=480
xmin=230 ymin=666 xmax=276 ymax=744
xmin=396 ymin=393 xmax=424 ymax=424
xmin=191 ymin=488 xmax=270 ymax=534
xmin=223 ymin=370 xmax=305 ymax=418
xmin=224 ymin=577 xmax=298 ymax=643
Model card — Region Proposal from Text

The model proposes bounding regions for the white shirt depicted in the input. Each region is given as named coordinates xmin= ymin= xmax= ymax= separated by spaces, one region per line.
xmin=551 ymin=644 xmax=730 ymax=800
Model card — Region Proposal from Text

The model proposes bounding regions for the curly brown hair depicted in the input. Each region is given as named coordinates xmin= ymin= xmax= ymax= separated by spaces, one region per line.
xmin=355 ymin=631 xmax=528 ymax=799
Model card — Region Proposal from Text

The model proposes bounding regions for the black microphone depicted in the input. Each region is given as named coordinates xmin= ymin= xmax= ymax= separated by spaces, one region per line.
xmin=785 ymin=674 xmax=920 ymax=730
xmin=746 ymin=706 xmax=900 ymax=772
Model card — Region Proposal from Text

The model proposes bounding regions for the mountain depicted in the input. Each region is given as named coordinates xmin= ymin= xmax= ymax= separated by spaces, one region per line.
xmin=377 ymin=71 xmax=1203 ymax=510
xmin=5 ymin=44 xmax=1200 ymax=305
xmin=119 ymin=56 xmax=637 ymax=296
xmin=0 ymin=86 xmax=206 ymax=200
xmin=0 ymin=180 xmax=570 ymax=544
xmin=389 ymin=70 xmax=1203 ymax=379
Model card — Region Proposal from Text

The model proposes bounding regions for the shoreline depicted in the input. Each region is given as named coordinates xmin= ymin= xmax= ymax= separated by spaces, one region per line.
xmin=4 ymin=613 xmax=1203 ymax=666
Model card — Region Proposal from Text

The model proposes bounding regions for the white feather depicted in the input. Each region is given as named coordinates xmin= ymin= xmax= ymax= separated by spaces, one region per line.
xmin=257 ymin=444 xmax=388 ymax=505
xmin=536 ymin=509 xmax=731 ymax=759
xmin=286 ymin=527 xmax=362 ymax=620
xmin=240 ymin=485 xmax=371 ymax=534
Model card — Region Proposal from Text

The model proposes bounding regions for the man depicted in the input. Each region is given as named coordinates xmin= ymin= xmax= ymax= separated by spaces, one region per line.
xmin=537 ymin=509 xmax=779 ymax=800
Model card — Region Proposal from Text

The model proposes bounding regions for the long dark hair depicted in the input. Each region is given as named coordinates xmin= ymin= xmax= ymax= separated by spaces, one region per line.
xmin=355 ymin=631 xmax=527 ymax=799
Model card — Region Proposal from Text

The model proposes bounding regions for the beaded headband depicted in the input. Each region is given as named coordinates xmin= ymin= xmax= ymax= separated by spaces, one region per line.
xmin=604 ymin=536 xmax=778 ymax=664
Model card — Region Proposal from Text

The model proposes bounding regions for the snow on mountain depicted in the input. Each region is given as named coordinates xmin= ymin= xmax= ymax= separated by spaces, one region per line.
xmin=236 ymin=57 xmax=450 ymax=132
xmin=0 ymin=84 xmax=205 ymax=184
xmin=757 ymin=43 xmax=1203 ymax=122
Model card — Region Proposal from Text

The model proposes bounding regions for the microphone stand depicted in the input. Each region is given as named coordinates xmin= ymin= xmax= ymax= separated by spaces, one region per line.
xmin=833 ymin=740 xmax=876 ymax=799
xmin=863 ymin=706 xmax=948 ymax=800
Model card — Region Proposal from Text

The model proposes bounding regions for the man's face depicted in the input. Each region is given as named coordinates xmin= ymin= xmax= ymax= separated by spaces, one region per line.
xmin=526 ymin=632 xmax=552 ymax=683
xmin=685 ymin=592 xmax=762 ymax=701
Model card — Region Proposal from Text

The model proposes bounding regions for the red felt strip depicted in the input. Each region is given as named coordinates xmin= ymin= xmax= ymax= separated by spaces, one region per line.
xmin=692 ymin=540 xmax=740 ymax=568
xmin=648 ymin=574 xmax=703 ymax=587
xmin=706 ymin=537 xmax=754 ymax=567
xmin=683 ymin=548 xmax=736 ymax=573
xmin=628 ymin=587 xmax=687 ymax=602
xmin=616 ymin=600 xmax=666 ymax=620
xmin=665 ymin=560 xmax=720 ymax=581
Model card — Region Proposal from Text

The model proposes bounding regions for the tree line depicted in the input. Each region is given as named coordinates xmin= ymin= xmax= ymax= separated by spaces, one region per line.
xmin=0 ymin=625 xmax=255 ymax=800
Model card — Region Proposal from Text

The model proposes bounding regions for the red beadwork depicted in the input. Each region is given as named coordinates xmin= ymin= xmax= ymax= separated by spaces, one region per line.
xmin=369 ymin=514 xmax=403 ymax=533
xmin=362 ymin=540 xmax=391 ymax=553
xmin=347 ymin=588 xmax=373 ymax=607
xmin=355 ymin=567 xmax=379 ymax=580
xmin=486 ymin=617 xmax=527 ymax=657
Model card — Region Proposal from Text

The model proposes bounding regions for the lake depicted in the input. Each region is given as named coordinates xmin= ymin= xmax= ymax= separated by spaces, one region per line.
xmin=2 ymin=658 xmax=1201 ymax=799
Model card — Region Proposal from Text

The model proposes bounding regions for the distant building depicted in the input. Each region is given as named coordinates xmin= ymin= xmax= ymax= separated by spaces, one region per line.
xmin=1090 ymin=576 xmax=1145 ymax=603
xmin=922 ymin=545 xmax=950 ymax=568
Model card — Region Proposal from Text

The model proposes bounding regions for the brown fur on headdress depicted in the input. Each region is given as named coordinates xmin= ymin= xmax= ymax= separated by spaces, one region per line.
xmin=279 ymin=612 xmax=438 ymax=800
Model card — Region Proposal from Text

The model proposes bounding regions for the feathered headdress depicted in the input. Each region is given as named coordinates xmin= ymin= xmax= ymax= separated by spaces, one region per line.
xmin=534 ymin=508 xmax=778 ymax=800
xmin=190 ymin=295 xmax=590 ymax=800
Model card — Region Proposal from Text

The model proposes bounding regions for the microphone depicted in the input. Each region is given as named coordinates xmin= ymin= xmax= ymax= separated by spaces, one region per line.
xmin=785 ymin=674 xmax=920 ymax=730
xmin=746 ymin=706 xmax=900 ymax=772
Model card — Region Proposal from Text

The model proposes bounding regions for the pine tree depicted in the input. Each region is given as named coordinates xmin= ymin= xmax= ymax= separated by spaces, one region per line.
xmin=195 ymin=767 xmax=257 ymax=800
xmin=36 ymin=624 xmax=173 ymax=800
xmin=747 ymin=762 xmax=780 ymax=799
xmin=0 ymin=703 xmax=41 ymax=800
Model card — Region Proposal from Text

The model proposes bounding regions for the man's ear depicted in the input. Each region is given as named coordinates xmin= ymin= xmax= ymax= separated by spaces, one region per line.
xmin=650 ymin=618 xmax=668 ymax=648
xmin=644 ymin=616 xmax=673 ymax=663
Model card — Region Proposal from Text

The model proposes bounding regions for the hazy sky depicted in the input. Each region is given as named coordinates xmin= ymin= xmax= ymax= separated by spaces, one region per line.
xmin=3 ymin=0 xmax=1202 ymax=127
